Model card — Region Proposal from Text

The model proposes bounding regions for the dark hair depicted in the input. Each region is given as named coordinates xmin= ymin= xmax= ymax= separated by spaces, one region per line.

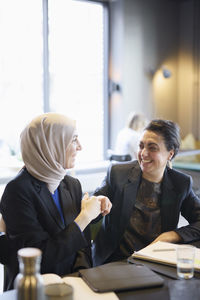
xmin=144 ymin=119 xmax=180 ymax=159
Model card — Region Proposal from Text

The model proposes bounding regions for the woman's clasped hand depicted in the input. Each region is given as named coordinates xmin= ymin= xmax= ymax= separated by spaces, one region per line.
xmin=75 ymin=193 xmax=111 ymax=231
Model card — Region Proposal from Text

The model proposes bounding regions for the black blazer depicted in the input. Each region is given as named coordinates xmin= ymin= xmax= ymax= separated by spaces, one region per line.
xmin=0 ymin=167 xmax=92 ymax=290
xmin=0 ymin=234 xmax=11 ymax=264
xmin=92 ymin=161 xmax=200 ymax=266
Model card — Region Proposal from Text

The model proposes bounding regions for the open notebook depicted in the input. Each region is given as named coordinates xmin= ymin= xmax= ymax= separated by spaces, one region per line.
xmin=132 ymin=241 xmax=200 ymax=271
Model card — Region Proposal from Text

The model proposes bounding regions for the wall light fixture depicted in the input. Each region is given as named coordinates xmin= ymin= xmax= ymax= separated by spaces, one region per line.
xmin=162 ymin=67 xmax=172 ymax=79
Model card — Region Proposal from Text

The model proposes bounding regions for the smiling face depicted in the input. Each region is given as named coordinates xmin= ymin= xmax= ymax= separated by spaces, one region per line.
xmin=138 ymin=130 xmax=174 ymax=183
xmin=65 ymin=133 xmax=82 ymax=169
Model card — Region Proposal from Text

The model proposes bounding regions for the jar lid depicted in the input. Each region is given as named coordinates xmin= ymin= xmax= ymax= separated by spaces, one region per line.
xmin=18 ymin=247 xmax=42 ymax=258
xmin=45 ymin=283 xmax=73 ymax=297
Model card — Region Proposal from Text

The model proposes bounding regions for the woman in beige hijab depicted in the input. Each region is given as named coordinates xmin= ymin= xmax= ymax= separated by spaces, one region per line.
xmin=0 ymin=113 xmax=111 ymax=291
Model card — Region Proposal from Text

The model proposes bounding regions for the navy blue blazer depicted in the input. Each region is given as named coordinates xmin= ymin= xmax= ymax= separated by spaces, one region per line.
xmin=92 ymin=161 xmax=200 ymax=266
xmin=0 ymin=167 xmax=92 ymax=290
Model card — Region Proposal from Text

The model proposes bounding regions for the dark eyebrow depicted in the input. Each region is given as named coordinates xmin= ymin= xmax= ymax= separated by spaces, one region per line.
xmin=147 ymin=142 xmax=159 ymax=147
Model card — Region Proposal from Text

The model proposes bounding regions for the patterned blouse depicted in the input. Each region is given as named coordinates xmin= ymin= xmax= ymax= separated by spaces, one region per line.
xmin=107 ymin=177 xmax=162 ymax=261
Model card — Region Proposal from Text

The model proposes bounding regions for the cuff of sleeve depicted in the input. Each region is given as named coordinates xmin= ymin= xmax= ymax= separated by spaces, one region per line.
xmin=174 ymin=227 xmax=200 ymax=243
xmin=74 ymin=221 xmax=83 ymax=233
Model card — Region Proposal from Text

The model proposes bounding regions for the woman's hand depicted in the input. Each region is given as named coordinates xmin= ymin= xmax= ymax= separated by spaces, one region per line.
xmin=151 ymin=231 xmax=182 ymax=244
xmin=97 ymin=195 xmax=112 ymax=216
xmin=0 ymin=214 xmax=6 ymax=233
xmin=81 ymin=193 xmax=101 ymax=222
xmin=75 ymin=193 xmax=112 ymax=231
xmin=75 ymin=193 xmax=101 ymax=231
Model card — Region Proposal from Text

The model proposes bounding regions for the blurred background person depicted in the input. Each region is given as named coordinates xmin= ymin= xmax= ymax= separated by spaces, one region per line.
xmin=115 ymin=112 xmax=148 ymax=160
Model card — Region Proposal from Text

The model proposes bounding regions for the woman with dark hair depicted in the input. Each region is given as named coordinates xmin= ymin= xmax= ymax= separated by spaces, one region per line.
xmin=92 ymin=119 xmax=200 ymax=266
xmin=0 ymin=113 xmax=112 ymax=290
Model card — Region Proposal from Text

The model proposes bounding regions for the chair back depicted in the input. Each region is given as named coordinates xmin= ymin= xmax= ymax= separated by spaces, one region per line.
xmin=109 ymin=154 xmax=132 ymax=162
xmin=0 ymin=234 xmax=11 ymax=265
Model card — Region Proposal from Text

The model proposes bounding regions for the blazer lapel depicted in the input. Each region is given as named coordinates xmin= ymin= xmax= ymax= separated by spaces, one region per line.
xmin=59 ymin=181 xmax=78 ymax=227
xmin=160 ymin=169 xmax=179 ymax=231
xmin=119 ymin=164 xmax=142 ymax=235
xmin=32 ymin=179 xmax=65 ymax=230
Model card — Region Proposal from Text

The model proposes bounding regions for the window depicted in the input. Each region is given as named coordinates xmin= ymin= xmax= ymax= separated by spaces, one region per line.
xmin=0 ymin=0 xmax=43 ymax=159
xmin=48 ymin=0 xmax=107 ymax=163
xmin=0 ymin=0 xmax=108 ymax=165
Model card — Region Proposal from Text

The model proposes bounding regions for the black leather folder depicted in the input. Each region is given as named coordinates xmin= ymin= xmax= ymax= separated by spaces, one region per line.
xmin=128 ymin=256 xmax=200 ymax=280
xmin=127 ymin=256 xmax=179 ymax=279
xmin=79 ymin=261 xmax=164 ymax=293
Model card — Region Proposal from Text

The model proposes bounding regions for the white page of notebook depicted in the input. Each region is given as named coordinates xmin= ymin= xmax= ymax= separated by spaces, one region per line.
xmin=132 ymin=241 xmax=200 ymax=270
xmin=42 ymin=274 xmax=119 ymax=300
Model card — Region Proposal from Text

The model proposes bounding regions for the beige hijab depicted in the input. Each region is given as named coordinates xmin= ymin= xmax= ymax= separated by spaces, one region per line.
xmin=20 ymin=113 xmax=76 ymax=193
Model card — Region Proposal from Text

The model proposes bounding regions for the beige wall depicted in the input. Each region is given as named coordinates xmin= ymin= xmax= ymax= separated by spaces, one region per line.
xmin=109 ymin=0 xmax=200 ymax=147
xmin=109 ymin=0 xmax=180 ymax=148
xmin=177 ymin=1 xmax=200 ymax=139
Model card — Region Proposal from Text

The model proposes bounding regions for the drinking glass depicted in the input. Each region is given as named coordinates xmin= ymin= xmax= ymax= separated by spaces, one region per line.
xmin=176 ymin=245 xmax=196 ymax=279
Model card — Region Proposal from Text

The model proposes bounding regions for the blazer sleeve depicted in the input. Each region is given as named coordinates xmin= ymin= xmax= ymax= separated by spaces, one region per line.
xmin=72 ymin=224 xmax=92 ymax=271
xmin=174 ymin=176 xmax=200 ymax=242
xmin=92 ymin=163 xmax=118 ymax=226
xmin=93 ymin=162 xmax=130 ymax=199
xmin=93 ymin=163 xmax=114 ymax=199
xmin=67 ymin=177 xmax=92 ymax=270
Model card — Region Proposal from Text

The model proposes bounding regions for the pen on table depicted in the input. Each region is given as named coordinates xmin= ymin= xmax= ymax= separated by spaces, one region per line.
xmin=153 ymin=248 xmax=175 ymax=252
